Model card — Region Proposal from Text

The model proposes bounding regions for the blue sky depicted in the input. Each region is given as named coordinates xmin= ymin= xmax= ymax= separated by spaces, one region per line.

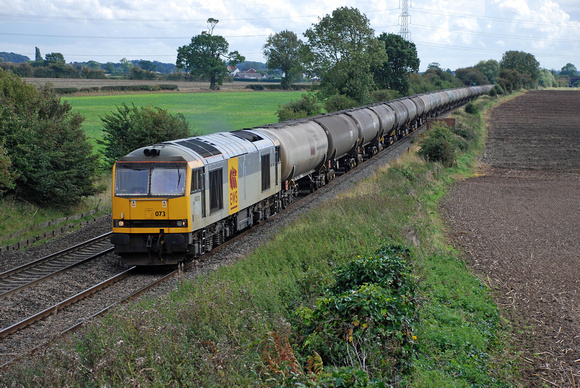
xmin=1 ymin=0 xmax=580 ymax=72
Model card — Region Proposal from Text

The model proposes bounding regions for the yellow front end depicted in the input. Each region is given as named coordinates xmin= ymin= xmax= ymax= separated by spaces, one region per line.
xmin=110 ymin=160 xmax=193 ymax=266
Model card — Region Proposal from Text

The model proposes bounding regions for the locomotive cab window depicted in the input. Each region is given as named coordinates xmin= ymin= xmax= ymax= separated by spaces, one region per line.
xmin=115 ymin=164 xmax=149 ymax=196
xmin=150 ymin=165 xmax=186 ymax=196
xmin=191 ymin=168 xmax=203 ymax=193
xmin=209 ymin=169 xmax=223 ymax=212
xmin=261 ymin=154 xmax=270 ymax=191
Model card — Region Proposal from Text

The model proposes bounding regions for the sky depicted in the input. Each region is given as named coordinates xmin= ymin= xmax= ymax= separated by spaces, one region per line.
xmin=1 ymin=0 xmax=580 ymax=72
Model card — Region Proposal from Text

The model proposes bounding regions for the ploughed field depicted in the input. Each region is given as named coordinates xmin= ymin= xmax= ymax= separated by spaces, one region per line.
xmin=442 ymin=90 xmax=580 ymax=387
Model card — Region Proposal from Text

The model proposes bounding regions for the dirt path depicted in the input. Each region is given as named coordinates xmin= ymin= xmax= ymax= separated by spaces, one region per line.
xmin=441 ymin=90 xmax=580 ymax=387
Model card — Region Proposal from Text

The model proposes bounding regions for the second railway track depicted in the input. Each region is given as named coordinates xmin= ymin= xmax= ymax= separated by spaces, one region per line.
xmin=0 ymin=232 xmax=114 ymax=299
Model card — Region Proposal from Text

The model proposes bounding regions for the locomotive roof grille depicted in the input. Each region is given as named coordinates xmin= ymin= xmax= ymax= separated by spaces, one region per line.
xmin=174 ymin=139 xmax=222 ymax=157
xmin=231 ymin=130 xmax=263 ymax=142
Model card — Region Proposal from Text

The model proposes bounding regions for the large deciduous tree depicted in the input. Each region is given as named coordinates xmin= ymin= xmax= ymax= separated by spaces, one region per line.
xmin=373 ymin=33 xmax=419 ymax=95
xmin=475 ymin=59 xmax=499 ymax=84
xmin=560 ymin=63 xmax=578 ymax=76
xmin=45 ymin=52 xmax=65 ymax=66
xmin=500 ymin=50 xmax=540 ymax=86
xmin=263 ymin=30 xmax=303 ymax=90
xmin=177 ymin=18 xmax=245 ymax=90
xmin=302 ymin=7 xmax=387 ymax=104
xmin=454 ymin=66 xmax=489 ymax=86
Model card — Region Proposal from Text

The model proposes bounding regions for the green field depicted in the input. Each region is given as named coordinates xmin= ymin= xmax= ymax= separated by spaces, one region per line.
xmin=64 ymin=91 xmax=305 ymax=145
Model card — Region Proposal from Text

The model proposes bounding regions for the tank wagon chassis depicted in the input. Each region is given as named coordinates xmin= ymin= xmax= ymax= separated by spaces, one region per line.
xmin=111 ymin=85 xmax=493 ymax=266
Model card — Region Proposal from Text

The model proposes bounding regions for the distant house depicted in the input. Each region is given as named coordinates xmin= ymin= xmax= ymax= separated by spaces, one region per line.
xmin=234 ymin=68 xmax=266 ymax=80
xmin=228 ymin=65 xmax=240 ymax=77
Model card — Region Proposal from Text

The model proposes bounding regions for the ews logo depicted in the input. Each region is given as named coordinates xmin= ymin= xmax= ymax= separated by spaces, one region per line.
xmin=228 ymin=158 xmax=239 ymax=214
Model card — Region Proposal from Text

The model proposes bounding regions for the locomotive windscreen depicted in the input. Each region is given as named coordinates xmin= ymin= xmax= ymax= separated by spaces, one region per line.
xmin=115 ymin=162 xmax=187 ymax=197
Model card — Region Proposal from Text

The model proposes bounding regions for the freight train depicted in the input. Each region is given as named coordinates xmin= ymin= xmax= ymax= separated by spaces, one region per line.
xmin=111 ymin=85 xmax=493 ymax=266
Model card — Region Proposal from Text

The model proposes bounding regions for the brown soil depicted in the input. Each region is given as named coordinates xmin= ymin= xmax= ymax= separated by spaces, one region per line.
xmin=441 ymin=90 xmax=580 ymax=387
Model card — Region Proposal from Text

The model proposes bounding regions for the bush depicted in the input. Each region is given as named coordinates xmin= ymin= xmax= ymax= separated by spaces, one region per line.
xmin=276 ymin=93 xmax=321 ymax=121
xmin=0 ymin=69 xmax=100 ymax=208
xmin=370 ymin=89 xmax=400 ymax=103
xmin=293 ymin=243 xmax=418 ymax=381
xmin=324 ymin=94 xmax=359 ymax=113
xmin=0 ymin=143 xmax=16 ymax=195
xmin=98 ymin=103 xmax=193 ymax=169
xmin=418 ymin=124 xmax=461 ymax=167
xmin=129 ymin=67 xmax=157 ymax=80
xmin=464 ymin=101 xmax=480 ymax=115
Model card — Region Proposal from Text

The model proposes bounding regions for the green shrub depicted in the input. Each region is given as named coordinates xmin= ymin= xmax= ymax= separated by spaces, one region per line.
xmin=464 ymin=101 xmax=480 ymax=115
xmin=98 ymin=103 xmax=193 ymax=169
xmin=294 ymin=243 xmax=418 ymax=381
xmin=52 ymin=87 xmax=79 ymax=94
xmin=418 ymin=124 xmax=460 ymax=167
xmin=158 ymin=84 xmax=178 ymax=91
xmin=276 ymin=93 xmax=321 ymax=121
xmin=370 ymin=89 xmax=400 ymax=103
xmin=0 ymin=143 xmax=16 ymax=195
xmin=0 ymin=69 xmax=100 ymax=208
xmin=324 ymin=94 xmax=359 ymax=113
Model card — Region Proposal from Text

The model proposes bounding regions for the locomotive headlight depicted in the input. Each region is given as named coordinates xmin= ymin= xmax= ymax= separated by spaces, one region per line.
xmin=118 ymin=220 xmax=125 ymax=227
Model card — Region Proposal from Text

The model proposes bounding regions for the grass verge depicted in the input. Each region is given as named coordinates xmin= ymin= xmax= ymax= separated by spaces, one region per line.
xmin=0 ymin=175 xmax=112 ymax=249
xmin=1 ymin=95 xmax=520 ymax=386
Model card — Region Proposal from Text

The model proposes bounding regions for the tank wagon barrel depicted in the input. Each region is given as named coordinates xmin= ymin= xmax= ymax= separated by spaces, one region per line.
xmin=110 ymin=85 xmax=491 ymax=266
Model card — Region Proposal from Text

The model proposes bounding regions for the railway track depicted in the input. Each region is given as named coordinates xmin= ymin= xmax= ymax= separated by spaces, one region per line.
xmin=0 ymin=232 xmax=113 ymax=299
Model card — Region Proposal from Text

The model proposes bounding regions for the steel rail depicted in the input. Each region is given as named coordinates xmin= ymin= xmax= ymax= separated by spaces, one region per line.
xmin=0 ymin=266 xmax=136 ymax=339
xmin=0 ymin=233 xmax=113 ymax=299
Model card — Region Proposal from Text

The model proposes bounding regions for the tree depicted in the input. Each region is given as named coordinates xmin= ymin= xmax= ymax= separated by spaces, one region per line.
xmin=538 ymin=68 xmax=557 ymax=88
xmin=98 ymin=104 xmax=193 ymax=169
xmin=496 ymin=69 xmax=522 ymax=93
xmin=85 ymin=60 xmax=101 ymax=70
xmin=263 ymin=30 xmax=303 ymax=90
xmin=177 ymin=18 xmax=245 ymax=90
xmin=500 ymin=50 xmax=540 ymax=86
xmin=104 ymin=62 xmax=115 ymax=73
xmin=302 ymin=7 xmax=387 ymax=105
xmin=373 ymin=33 xmax=419 ymax=95
xmin=35 ymin=47 xmax=42 ymax=62
xmin=119 ymin=58 xmax=133 ymax=74
xmin=45 ymin=52 xmax=65 ymax=66
xmin=475 ymin=59 xmax=499 ymax=84
xmin=0 ymin=69 xmax=99 ymax=207
xmin=560 ymin=63 xmax=578 ymax=76
xmin=454 ymin=66 xmax=489 ymax=86
xmin=139 ymin=60 xmax=156 ymax=72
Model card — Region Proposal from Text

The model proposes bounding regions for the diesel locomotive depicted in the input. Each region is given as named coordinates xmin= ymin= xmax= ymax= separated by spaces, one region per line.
xmin=111 ymin=85 xmax=493 ymax=266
